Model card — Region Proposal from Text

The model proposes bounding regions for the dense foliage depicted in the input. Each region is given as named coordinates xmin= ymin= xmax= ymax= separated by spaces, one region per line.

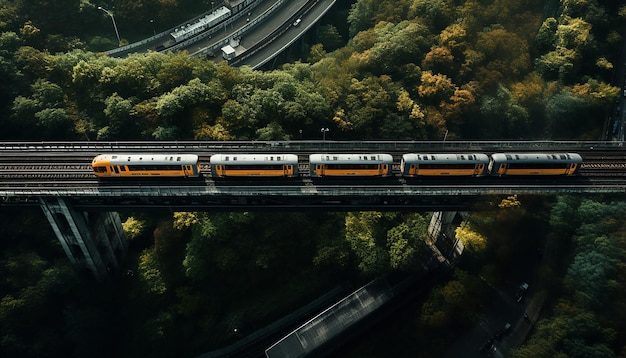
xmin=0 ymin=0 xmax=622 ymax=142
xmin=511 ymin=198 xmax=626 ymax=358
xmin=1 ymin=209 xmax=433 ymax=357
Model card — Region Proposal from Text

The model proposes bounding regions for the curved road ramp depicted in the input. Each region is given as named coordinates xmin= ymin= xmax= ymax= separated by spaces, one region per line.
xmin=264 ymin=278 xmax=393 ymax=358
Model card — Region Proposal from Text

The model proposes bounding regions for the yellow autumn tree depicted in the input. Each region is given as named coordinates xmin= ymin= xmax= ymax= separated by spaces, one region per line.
xmin=455 ymin=223 xmax=487 ymax=252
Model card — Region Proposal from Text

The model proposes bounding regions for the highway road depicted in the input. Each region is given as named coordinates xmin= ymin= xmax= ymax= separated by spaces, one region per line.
xmin=107 ymin=0 xmax=337 ymax=70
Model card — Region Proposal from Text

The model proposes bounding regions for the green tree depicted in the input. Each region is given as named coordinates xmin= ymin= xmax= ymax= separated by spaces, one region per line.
xmin=182 ymin=215 xmax=216 ymax=282
xmin=345 ymin=211 xmax=389 ymax=275
xmin=544 ymin=89 xmax=603 ymax=139
xmin=122 ymin=216 xmax=146 ymax=240
xmin=386 ymin=213 xmax=429 ymax=270
xmin=409 ymin=0 xmax=454 ymax=31
xmin=255 ymin=121 xmax=290 ymax=140
xmin=35 ymin=108 xmax=75 ymax=139
xmin=103 ymin=92 xmax=135 ymax=138
xmin=138 ymin=249 xmax=168 ymax=295
xmin=318 ymin=24 xmax=344 ymax=51
xmin=220 ymin=99 xmax=257 ymax=139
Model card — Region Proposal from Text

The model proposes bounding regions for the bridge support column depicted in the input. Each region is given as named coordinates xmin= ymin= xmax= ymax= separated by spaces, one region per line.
xmin=39 ymin=197 xmax=127 ymax=280
xmin=427 ymin=211 xmax=469 ymax=265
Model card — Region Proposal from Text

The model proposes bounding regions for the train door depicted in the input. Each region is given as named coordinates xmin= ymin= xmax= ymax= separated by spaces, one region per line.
xmin=112 ymin=166 xmax=120 ymax=175
xmin=566 ymin=162 xmax=578 ymax=175
xmin=214 ymin=164 xmax=222 ymax=177
xmin=316 ymin=164 xmax=324 ymax=176
xmin=411 ymin=164 xmax=418 ymax=176
xmin=284 ymin=165 xmax=292 ymax=177
xmin=475 ymin=164 xmax=485 ymax=176
xmin=498 ymin=164 xmax=508 ymax=176
xmin=381 ymin=164 xmax=389 ymax=176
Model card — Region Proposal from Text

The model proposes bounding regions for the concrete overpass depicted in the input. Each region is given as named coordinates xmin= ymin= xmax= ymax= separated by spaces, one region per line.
xmin=104 ymin=0 xmax=336 ymax=69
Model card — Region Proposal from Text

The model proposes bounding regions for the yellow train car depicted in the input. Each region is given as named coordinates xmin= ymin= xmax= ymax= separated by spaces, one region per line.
xmin=309 ymin=153 xmax=393 ymax=177
xmin=92 ymin=154 xmax=199 ymax=177
xmin=209 ymin=154 xmax=299 ymax=177
xmin=401 ymin=153 xmax=489 ymax=177
xmin=489 ymin=152 xmax=582 ymax=176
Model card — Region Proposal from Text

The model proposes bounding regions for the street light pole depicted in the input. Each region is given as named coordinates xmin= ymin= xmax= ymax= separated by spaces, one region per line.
xmin=150 ymin=19 xmax=156 ymax=36
xmin=321 ymin=128 xmax=329 ymax=141
xmin=98 ymin=6 xmax=121 ymax=45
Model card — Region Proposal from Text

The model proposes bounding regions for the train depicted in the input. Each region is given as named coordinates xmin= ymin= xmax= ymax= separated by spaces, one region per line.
xmin=92 ymin=153 xmax=200 ymax=177
xmin=91 ymin=152 xmax=583 ymax=178
xmin=169 ymin=6 xmax=231 ymax=43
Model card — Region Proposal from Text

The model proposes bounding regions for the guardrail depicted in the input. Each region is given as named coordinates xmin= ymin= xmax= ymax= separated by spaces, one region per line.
xmin=0 ymin=140 xmax=623 ymax=152
xmin=230 ymin=0 xmax=328 ymax=68
xmin=189 ymin=0 xmax=288 ymax=58
xmin=104 ymin=0 xmax=264 ymax=58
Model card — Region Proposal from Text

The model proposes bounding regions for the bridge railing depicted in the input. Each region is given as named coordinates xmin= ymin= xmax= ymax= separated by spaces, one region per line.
xmin=230 ymin=0 xmax=328 ymax=68
xmin=104 ymin=0 xmax=264 ymax=58
xmin=189 ymin=0 xmax=288 ymax=58
xmin=0 ymin=140 xmax=622 ymax=152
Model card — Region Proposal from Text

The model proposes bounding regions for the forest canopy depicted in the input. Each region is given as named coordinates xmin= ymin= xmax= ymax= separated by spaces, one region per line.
xmin=0 ymin=0 xmax=622 ymax=141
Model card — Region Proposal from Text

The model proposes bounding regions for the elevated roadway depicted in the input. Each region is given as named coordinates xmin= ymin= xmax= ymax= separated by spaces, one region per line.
xmin=106 ymin=0 xmax=336 ymax=69
xmin=1 ymin=141 xmax=625 ymax=210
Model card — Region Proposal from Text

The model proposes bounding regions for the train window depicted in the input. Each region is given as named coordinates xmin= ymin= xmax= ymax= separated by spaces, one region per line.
xmin=93 ymin=166 xmax=107 ymax=173
xmin=112 ymin=155 xmax=118 ymax=159
xmin=113 ymin=166 xmax=119 ymax=174
xmin=177 ymin=157 xmax=181 ymax=161
xmin=120 ymin=166 xmax=126 ymax=171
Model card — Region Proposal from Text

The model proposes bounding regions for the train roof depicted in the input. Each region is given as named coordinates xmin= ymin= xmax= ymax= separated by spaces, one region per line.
xmin=402 ymin=153 xmax=489 ymax=163
xmin=209 ymin=153 xmax=298 ymax=165
xmin=309 ymin=153 xmax=393 ymax=164
xmin=491 ymin=152 xmax=582 ymax=163
xmin=170 ymin=6 xmax=230 ymax=42
xmin=93 ymin=154 xmax=198 ymax=166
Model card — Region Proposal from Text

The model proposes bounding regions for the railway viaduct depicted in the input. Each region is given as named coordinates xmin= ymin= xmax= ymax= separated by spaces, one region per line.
xmin=1 ymin=140 xmax=625 ymax=280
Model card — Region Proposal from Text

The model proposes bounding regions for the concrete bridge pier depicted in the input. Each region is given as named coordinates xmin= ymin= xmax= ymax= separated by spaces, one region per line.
xmin=427 ymin=211 xmax=469 ymax=265
xmin=39 ymin=197 xmax=127 ymax=280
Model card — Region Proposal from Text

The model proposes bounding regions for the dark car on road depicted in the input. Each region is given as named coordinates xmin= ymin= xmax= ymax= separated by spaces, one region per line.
xmin=479 ymin=338 xmax=494 ymax=354
xmin=494 ymin=322 xmax=512 ymax=340
xmin=515 ymin=282 xmax=529 ymax=302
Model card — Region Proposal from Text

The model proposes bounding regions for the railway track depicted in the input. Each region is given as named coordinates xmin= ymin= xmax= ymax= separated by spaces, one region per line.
xmin=0 ymin=149 xmax=625 ymax=188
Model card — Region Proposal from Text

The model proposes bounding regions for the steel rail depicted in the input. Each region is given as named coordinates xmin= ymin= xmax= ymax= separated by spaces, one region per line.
xmin=0 ymin=140 xmax=624 ymax=153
